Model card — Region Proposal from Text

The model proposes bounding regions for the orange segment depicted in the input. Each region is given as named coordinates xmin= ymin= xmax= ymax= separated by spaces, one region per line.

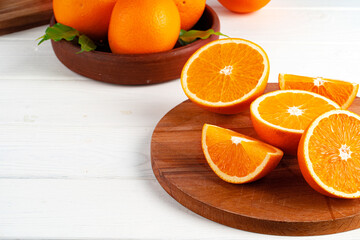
xmin=298 ymin=110 xmax=360 ymax=198
xmin=202 ymin=124 xmax=283 ymax=183
xmin=279 ymin=73 xmax=359 ymax=109
xmin=181 ymin=38 xmax=269 ymax=114
xmin=250 ymin=90 xmax=340 ymax=155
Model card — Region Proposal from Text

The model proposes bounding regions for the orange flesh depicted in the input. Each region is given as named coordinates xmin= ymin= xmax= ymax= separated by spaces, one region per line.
xmin=281 ymin=74 xmax=356 ymax=107
xmin=187 ymin=43 xmax=265 ymax=103
xmin=258 ymin=92 xmax=337 ymax=130
xmin=205 ymin=126 xmax=275 ymax=177
xmin=308 ymin=114 xmax=360 ymax=194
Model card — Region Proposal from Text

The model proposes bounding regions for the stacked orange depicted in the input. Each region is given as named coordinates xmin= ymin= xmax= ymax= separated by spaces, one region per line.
xmin=53 ymin=0 xmax=207 ymax=54
xmin=181 ymin=38 xmax=360 ymax=199
xmin=108 ymin=0 xmax=181 ymax=54
xmin=217 ymin=0 xmax=271 ymax=13
xmin=53 ymin=0 xmax=117 ymax=41
xmin=173 ymin=0 xmax=206 ymax=31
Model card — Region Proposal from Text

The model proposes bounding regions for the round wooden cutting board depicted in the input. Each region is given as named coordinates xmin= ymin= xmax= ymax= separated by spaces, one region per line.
xmin=151 ymin=83 xmax=360 ymax=236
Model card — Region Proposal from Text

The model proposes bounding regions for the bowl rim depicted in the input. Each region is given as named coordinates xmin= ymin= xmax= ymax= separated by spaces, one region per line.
xmin=50 ymin=4 xmax=220 ymax=59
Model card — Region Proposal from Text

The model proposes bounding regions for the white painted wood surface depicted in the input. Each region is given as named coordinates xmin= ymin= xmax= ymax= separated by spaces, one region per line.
xmin=0 ymin=0 xmax=360 ymax=238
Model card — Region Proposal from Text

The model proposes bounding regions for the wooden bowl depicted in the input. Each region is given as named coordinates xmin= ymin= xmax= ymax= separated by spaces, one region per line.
xmin=50 ymin=5 xmax=220 ymax=85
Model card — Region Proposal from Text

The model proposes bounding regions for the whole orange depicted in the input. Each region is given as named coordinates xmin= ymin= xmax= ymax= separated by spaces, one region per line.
xmin=173 ymin=0 xmax=206 ymax=30
xmin=53 ymin=0 xmax=117 ymax=41
xmin=217 ymin=0 xmax=271 ymax=13
xmin=108 ymin=0 xmax=181 ymax=54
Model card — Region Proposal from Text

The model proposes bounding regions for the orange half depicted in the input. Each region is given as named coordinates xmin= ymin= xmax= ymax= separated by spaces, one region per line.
xmin=181 ymin=38 xmax=269 ymax=114
xmin=279 ymin=73 xmax=359 ymax=109
xmin=202 ymin=124 xmax=283 ymax=183
xmin=250 ymin=90 xmax=340 ymax=154
xmin=298 ymin=110 xmax=360 ymax=198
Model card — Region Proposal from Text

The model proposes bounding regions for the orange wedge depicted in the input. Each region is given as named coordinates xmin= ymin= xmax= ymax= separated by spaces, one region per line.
xmin=202 ymin=124 xmax=283 ymax=183
xmin=250 ymin=90 xmax=340 ymax=155
xmin=181 ymin=38 xmax=269 ymax=114
xmin=279 ymin=73 xmax=359 ymax=109
xmin=298 ymin=110 xmax=360 ymax=198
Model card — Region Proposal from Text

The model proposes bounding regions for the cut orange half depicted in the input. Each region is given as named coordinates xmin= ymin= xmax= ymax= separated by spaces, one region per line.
xmin=250 ymin=90 xmax=340 ymax=155
xmin=181 ymin=38 xmax=269 ymax=114
xmin=279 ymin=73 xmax=359 ymax=109
xmin=202 ymin=124 xmax=283 ymax=184
xmin=298 ymin=110 xmax=360 ymax=198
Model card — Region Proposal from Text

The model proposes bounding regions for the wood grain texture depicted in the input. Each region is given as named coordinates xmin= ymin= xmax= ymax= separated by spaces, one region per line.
xmin=0 ymin=0 xmax=52 ymax=36
xmin=151 ymin=83 xmax=360 ymax=236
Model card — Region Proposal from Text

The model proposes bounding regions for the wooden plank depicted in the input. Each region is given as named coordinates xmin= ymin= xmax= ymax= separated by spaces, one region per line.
xmin=212 ymin=0 xmax=360 ymax=9
xmin=0 ymin=125 xmax=154 ymax=179
xmin=0 ymin=178 xmax=359 ymax=239
xmin=1 ymin=39 xmax=360 ymax=84
xmin=266 ymin=0 xmax=360 ymax=8
xmin=0 ymin=0 xmax=52 ymax=36
xmin=0 ymin=179 xmax=213 ymax=239
xmin=1 ymin=0 xmax=360 ymax=37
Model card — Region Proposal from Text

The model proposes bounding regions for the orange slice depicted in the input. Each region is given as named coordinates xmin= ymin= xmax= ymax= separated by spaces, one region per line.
xmin=202 ymin=124 xmax=283 ymax=183
xmin=250 ymin=90 xmax=340 ymax=155
xmin=279 ymin=73 xmax=359 ymax=109
xmin=181 ymin=38 xmax=269 ymax=114
xmin=298 ymin=110 xmax=360 ymax=198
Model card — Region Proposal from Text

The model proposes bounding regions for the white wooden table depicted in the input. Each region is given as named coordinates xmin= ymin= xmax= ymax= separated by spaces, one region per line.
xmin=1 ymin=0 xmax=360 ymax=239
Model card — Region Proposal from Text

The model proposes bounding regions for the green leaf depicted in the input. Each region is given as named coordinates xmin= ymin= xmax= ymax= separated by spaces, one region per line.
xmin=37 ymin=35 xmax=49 ymax=45
xmin=38 ymin=23 xmax=79 ymax=45
xmin=178 ymin=29 xmax=230 ymax=46
xmin=77 ymin=35 xmax=97 ymax=54
xmin=37 ymin=23 xmax=97 ymax=53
